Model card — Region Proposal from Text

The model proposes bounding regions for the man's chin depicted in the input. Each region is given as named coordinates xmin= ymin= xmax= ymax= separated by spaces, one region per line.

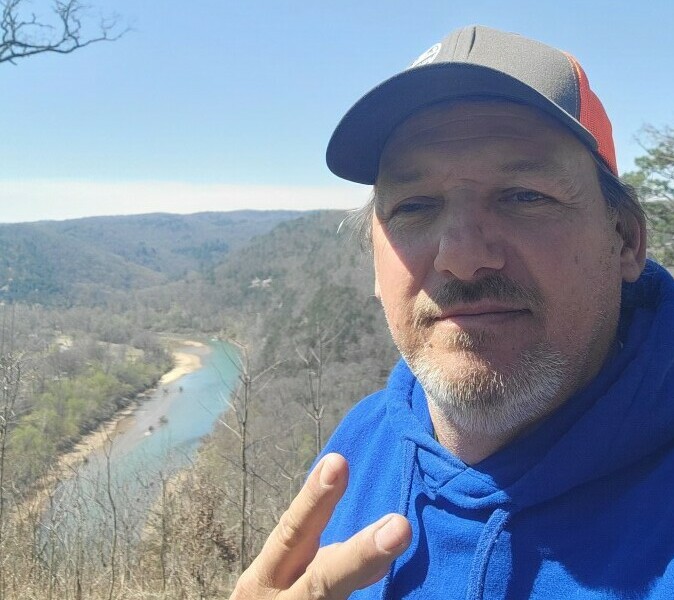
xmin=406 ymin=345 xmax=569 ymax=436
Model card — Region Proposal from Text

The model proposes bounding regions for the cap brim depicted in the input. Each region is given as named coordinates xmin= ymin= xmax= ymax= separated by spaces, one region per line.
xmin=326 ymin=62 xmax=598 ymax=185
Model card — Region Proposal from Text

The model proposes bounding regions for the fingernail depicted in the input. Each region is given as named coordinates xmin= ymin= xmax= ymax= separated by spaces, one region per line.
xmin=375 ymin=516 xmax=406 ymax=552
xmin=319 ymin=454 xmax=339 ymax=488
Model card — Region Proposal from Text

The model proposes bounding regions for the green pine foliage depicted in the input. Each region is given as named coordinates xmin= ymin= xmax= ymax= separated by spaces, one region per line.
xmin=622 ymin=124 xmax=674 ymax=267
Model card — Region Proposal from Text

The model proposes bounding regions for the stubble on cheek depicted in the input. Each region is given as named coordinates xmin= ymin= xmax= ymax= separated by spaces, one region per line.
xmin=405 ymin=273 xmax=546 ymax=356
xmin=387 ymin=295 xmax=500 ymax=376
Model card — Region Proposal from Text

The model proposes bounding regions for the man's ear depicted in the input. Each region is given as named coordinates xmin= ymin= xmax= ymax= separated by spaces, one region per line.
xmin=617 ymin=210 xmax=647 ymax=283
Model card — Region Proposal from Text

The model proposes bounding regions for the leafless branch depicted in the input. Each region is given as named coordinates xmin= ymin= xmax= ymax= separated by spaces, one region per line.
xmin=1 ymin=0 xmax=128 ymax=64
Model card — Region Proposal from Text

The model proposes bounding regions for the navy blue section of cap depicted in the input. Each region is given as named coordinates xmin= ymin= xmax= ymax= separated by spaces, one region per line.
xmin=326 ymin=26 xmax=598 ymax=185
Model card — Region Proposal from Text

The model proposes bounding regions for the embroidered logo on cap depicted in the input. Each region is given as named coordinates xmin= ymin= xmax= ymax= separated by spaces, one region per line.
xmin=409 ymin=43 xmax=441 ymax=68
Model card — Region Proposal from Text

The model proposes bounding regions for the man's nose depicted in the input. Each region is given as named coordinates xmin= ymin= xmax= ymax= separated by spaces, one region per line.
xmin=433 ymin=209 xmax=506 ymax=280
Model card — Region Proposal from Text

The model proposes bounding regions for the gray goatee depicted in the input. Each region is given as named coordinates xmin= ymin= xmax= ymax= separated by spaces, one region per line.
xmin=403 ymin=274 xmax=569 ymax=436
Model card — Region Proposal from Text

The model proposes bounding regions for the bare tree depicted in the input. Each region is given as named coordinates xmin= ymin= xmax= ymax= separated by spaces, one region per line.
xmin=102 ymin=437 xmax=118 ymax=600
xmin=294 ymin=323 xmax=344 ymax=455
xmin=1 ymin=0 xmax=126 ymax=65
xmin=218 ymin=340 xmax=283 ymax=575
xmin=0 ymin=304 xmax=21 ymax=600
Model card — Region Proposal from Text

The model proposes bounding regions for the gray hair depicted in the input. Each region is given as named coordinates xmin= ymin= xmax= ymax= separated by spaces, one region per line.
xmin=345 ymin=156 xmax=646 ymax=252
xmin=593 ymin=156 xmax=646 ymax=247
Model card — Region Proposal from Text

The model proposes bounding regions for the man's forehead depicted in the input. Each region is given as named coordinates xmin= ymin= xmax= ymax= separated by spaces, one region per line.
xmin=382 ymin=100 xmax=578 ymax=151
xmin=378 ymin=158 xmax=577 ymax=189
xmin=376 ymin=100 xmax=591 ymax=188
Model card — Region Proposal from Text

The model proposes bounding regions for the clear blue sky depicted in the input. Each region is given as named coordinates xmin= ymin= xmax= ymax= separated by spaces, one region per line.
xmin=2 ymin=0 xmax=673 ymax=222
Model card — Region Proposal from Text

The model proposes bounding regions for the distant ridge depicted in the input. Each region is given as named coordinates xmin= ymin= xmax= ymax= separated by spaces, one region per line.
xmin=0 ymin=210 xmax=305 ymax=304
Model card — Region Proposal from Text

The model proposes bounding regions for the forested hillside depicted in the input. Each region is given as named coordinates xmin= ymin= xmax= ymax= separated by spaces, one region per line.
xmin=46 ymin=210 xmax=302 ymax=277
xmin=0 ymin=210 xmax=301 ymax=305
xmin=0 ymin=223 xmax=164 ymax=304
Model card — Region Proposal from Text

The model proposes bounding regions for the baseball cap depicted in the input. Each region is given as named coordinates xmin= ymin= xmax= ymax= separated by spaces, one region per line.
xmin=326 ymin=25 xmax=617 ymax=183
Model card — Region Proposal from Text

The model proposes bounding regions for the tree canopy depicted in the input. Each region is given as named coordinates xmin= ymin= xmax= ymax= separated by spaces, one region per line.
xmin=623 ymin=125 xmax=674 ymax=267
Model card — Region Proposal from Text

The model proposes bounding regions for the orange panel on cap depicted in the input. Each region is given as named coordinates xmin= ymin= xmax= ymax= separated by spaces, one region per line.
xmin=563 ymin=52 xmax=618 ymax=175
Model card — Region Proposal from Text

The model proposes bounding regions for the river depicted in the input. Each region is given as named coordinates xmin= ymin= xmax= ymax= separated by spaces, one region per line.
xmin=42 ymin=339 xmax=239 ymax=552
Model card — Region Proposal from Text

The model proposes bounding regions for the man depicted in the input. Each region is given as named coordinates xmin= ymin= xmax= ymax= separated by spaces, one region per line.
xmin=231 ymin=26 xmax=674 ymax=599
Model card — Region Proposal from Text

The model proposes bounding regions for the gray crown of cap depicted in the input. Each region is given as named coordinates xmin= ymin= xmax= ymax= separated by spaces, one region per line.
xmin=326 ymin=25 xmax=594 ymax=184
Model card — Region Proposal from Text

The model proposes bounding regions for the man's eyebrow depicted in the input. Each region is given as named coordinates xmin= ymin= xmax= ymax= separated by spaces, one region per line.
xmin=498 ymin=158 xmax=571 ymax=179
xmin=381 ymin=168 xmax=428 ymax=185
xmin=498 ymin=158 xmax=578 ymax=192
xmin=382 ymin=159 xmax=580 ymax=190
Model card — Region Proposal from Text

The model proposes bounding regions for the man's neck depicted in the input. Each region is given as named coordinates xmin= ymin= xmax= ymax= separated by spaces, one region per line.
xmin=427 ymin=394 xmax=569 ymax=465
xmin=429 ymin=407 xmax=516 ymax=465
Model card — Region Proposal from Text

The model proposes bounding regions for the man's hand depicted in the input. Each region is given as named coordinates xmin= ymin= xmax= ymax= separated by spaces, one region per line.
xmin=230 ymin=453 xmax=412 ymax=599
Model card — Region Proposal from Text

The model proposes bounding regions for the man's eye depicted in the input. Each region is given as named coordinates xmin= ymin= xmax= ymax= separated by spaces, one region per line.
xmin=502 ymin=190 xmax=551 ymax=203
xmin=390 ymin=197 xmax=440 ymax=216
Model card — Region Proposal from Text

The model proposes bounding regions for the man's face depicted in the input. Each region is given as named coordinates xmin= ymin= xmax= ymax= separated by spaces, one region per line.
xmin=373 ymin=101 xmax=641 ymax=435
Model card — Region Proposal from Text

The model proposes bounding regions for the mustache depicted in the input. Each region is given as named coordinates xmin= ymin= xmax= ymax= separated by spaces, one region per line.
xmin=414 ymin=274 xmax=543 ymax=326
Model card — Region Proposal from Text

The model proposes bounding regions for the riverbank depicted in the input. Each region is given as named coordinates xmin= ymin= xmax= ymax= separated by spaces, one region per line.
xmin=15 ymin=341 xmax=207 ymax=520
xmin=60 ymin=340 xmax=206 ymax=472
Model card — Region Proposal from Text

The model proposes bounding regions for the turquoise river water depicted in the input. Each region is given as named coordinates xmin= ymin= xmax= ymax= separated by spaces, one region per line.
xmin=43 ymin=339 xmax=239 ymax=551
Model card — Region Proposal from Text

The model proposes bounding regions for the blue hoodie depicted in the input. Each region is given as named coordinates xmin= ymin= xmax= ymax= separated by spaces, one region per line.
xmin=319 ymin=261 xmax=674 ymax=599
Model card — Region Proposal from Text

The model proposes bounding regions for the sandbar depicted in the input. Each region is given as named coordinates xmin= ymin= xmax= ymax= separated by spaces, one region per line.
xmin=160 ymin=349 xmax=203 ymax=385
